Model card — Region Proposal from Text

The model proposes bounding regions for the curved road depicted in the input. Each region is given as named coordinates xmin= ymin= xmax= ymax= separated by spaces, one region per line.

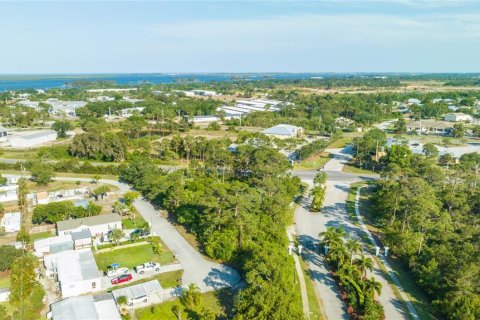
xmin=6 ymin=174 xmax=241 ymax=293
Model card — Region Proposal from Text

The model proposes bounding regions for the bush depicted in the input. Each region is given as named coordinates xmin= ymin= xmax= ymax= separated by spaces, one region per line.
xmin=0 ymin=245 xmax=22 ymax=271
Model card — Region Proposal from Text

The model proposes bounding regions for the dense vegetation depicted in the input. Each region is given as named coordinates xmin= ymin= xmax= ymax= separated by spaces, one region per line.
xmin=371 ymin=148 xmax=480 ymax=319
xmin=32 ymin=200 xmax=102 ymax=224
xmin=120 ymin=145 xmax=304 ymax=319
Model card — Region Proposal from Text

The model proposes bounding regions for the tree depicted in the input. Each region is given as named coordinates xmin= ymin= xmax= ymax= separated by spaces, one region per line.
xmin=117 ymin=295 xmax=128 ymax=307
xmin=93 ymin=185 xmax=111 ymax=200
xmin=52 ymin=120 xmax=73 ymax=138
xmin=172 ymin=305 xmax=182 ymax=320
xmin=123 ymin=191 xmax=141 ymax=206
xmin=346 ymin=238 xmax=362 ymax=264
xmin=309 ymin=186 xmax=325 ymax=212
xmin=16 ymin=226 xmax=31 ymax=244
xmin=91 ymin=174 xmax=100 ymax=184
xmin=180 ymin=283 xmax=202 ymax=310
xmin=9 ymin=254 xmax=39 ymax=306
xmin=109 ymin=228 xmax=125 ymax=245
xmin=313 ymin=171 xmax=327 ymax=185
xmin=354 ymin=255 xmax=374 ymax=278
xmin=422 ymin=143 xmax=439 ymax=159
xmin=0 ymin=245 xmax=22 ymax=271
xmin=472 ymin=125 xmax=480 ymax=139
xmin=452 ymin=123 xmax=465 ymax=138
xmin=394 ymin=116 xmax=407 ymax=134
xmin=363 ymin=277 xmax=382 ymax=298
xmin=30 ymin=161 xmax=54 ymax=185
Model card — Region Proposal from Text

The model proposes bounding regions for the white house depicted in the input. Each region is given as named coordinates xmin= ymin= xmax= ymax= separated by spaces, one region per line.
xmin=1 ymin=212 xmax=21 ymax=232
xmin=261 ymin=124 xmax=304 ymax=139
xmin=407 ymin=98 xmax=422 ymax=105
xmin=192 ymin=89 xmax=218 ymax=96
xmin=44 ymin=249 xmax=101 ymax=298
xmin=34 ymin=235 xmax=74 ymax=258
xmin=120 ymin=107 xmax=145 ymax=118
xmin=406 ymin=120 xmax=452 ymax=135
xmin=56 ymin=213 xmax=122 ymax=237
xmin=8 ymin=130 xmax=57 ymax=148
xmin=112 ymin=280 xmax=163 ymax=306
xmin=49 ymin=294 xmax=121 ymax=320
xmin=45 ymin=99 xmax=87 ymax=117
xmin=444 ymin=113 xmax=473 ymax=122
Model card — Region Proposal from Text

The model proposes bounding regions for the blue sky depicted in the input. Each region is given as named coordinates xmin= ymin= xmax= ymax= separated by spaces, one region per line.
xmin=1 ymin=1 xmax=480 ymax=73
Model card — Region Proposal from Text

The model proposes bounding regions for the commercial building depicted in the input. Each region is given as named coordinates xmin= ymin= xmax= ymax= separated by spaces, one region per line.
xmin=1 ymin=212 xmax=21 ymax=232
xmin=8 ymin=130 xmax=57 ymax=148
xmin=112 ymin=280 xmax=163 ymax=306
xmin=49 ymin=294 xmax=121 ymax=320
xmin=261 ymin=124 xmax=304 ymax=139
xmin=444 ymin=113 xmax=474 ymax=122
xmin=56 ymin=213 xmax=122 ymax=237
xmin=406 ymin=120 xmax=452 ymax=135
xmin=44 ymin=249 xmax=101 ymax=298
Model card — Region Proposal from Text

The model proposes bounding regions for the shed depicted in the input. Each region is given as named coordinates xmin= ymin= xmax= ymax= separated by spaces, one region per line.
xmin=112 ymin=280 xmax=162 ymax=306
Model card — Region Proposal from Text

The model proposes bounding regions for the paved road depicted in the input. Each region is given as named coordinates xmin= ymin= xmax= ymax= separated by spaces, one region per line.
xmin=6 ymin=174 xmax=241 ymax=293
xmin=292 ymin=147 xmax=408 ymax=320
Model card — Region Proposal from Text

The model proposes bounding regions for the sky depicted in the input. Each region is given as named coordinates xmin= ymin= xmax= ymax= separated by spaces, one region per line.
xmin=1 ymin=0 xmax=480 ymax=73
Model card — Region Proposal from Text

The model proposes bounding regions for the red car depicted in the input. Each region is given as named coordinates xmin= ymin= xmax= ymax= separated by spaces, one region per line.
xmin=111 ymin=274 xmax=132 ymax=285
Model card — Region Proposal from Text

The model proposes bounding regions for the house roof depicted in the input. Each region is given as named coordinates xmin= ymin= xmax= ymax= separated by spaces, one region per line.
xmin=14 ymin=130 xmax=57 ymax=140
xmin=407 ymin=120 xmax=452 ymax=130
xmin=47 ymin=249 xmax=100 ymax=285
xmin=71 ymin=229 xmax=92 ymax=241
xmin=112 ymin=280 xmax=162 ymax=300
xmin=261 ymin=124 xmax=301 ymax=136
xmin=50 ymin=295 xmax=121 ymax=320
xmin=57 ymin=213 xmax=121 ymax=232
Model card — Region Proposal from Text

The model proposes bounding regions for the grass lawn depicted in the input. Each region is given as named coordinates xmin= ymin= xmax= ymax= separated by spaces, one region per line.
xmin=299 ymin=258 xmax=324 ymax=320
xmin=30 ymin=231 xmax=55 ymax=242
xmin=94 ymin=242 xmax=175 ymax=271
xmin=294 ymin=152 xmax=332 ymax=170
xmin=135 ymin=291 xmax=227 ymax=320
xmin=0 ymin=273 xmax=10 ymax=288
xmin=122 ymin=215 xmax=147 ymax=229
xmin=0 ymin=149 xmax=38 ymax=159
xmin=110 ymin=270 xmax=184 ymax=292
xmin=342 ymin=163 xmax=376 ymax=174
xmin=327 ymin=136 xmax=354 ymax=149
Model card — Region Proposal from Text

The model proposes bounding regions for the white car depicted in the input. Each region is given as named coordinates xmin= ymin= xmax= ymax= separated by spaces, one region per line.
xmin=134 ymin=262 xmax=161 ymax=274
xmin=106 ymin=267 xmax=129 ymax=278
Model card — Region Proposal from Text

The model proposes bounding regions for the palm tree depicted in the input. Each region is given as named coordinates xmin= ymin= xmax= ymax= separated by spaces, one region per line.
xmin=116 ymin=295 xmax=128 ymax=307
xmin=328 ymin=244 xmax=349 ymax=270
xmin=346 ymin=238 xmax=362 ymax=264
xmin=338 ymin=263 xmax=361 ymax=285
xmin=313 ymin=172 xmax=327 ymax=185
xmin=319 ymin=227 xmax=347 ymax=247
xmin=354 ymin=255 xmax=374 ymax=278
xmin=172 ymin=305 xmax=182 ymax=320
xmin=180 ymin=283 xmax=202 ymax=310
xmin=363 ymin=277 xmax=382 ymax=299
xmin=109 ymin=228 xmax=125 ymax=246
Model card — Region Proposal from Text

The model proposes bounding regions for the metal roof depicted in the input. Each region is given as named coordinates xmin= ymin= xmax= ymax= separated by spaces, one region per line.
xmin=112 ymin=280 xmax=162 ymax=300
xmin=57 ymin=213 xmax=121 ymax=232
xmin=50 ymin=294 xmax=121 ymax=320
xmin=261 ymin=124 xmax=301 ymax=136
xmin=71 ymin=229 xmax=92 ymax=241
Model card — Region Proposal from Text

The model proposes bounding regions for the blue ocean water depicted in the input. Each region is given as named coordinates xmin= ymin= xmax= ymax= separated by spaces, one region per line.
xmin=0 ymin=73 xmax=335 ymax=91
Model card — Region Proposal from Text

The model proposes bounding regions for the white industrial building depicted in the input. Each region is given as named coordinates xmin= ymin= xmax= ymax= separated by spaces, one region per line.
xmin=44 ymin=248 xmax=101 ymax=298
xmin=215 ymin=98 xmax=285 ymax=118
xmin=112 ymin=280 xmax=163 ymax=306
xmin=0 ymin=212 xmax=21 ymax=232
xmin=8 ymin=130 xmax=57 ymax=148
xmin=49 ymin=294 xmax=121 ymax=320
xmin=444 ymin=113 xmax=473 ymax=122
xmin=261 ymin=124 xmax=304 ymax=139
xmin=56 ymin=213 xmax=122 ymax=237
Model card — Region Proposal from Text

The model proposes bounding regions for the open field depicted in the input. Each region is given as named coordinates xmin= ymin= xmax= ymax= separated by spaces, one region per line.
xmin=135 ymin=290 xmax=228 ymax=320
xmin=294 ymin=152 xmax=332 ymax=170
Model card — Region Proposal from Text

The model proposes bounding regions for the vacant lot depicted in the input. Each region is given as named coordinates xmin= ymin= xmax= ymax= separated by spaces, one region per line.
xmin=294 ymin=152 xmax=332 ymax=170
xmin=94 ymin=242 xmax=175 ymax=271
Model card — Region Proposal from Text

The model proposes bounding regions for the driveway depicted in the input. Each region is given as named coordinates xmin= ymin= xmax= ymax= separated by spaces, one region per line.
xmin=292 ymin=146 xmax=408 ymax=320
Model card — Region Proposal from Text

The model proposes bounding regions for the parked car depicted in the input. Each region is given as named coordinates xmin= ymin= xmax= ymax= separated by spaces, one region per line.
xmin=111 ymin=274 xmax=133 ymax=285
xmin=106 ymin=267 xmax=129 ymax=278
xmin=134 ymin=262 xmax=161 ymax=274
xmin=130 ymin=228 xmax=150 ymax=238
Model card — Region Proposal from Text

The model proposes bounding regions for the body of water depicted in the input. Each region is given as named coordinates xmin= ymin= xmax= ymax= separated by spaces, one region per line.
xmin=0 ymin=73 xmax=341 ymax=91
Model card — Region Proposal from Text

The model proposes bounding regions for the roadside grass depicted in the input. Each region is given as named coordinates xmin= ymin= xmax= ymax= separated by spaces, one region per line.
xmin=294 ymin=152 xmax=332 ymax=170
xmin=356 ymin=185 xmax=435 ymax=320
xmin=299 ymin=258 xmax=324 ymax=320
xmin=342 ymin=163 xmax=376 ymax=174
xmin=346 ymin=182 xmax=364 ymax=225
xmin=0 ymin=149 xmax=39 ymax=159
xmin=25 ymin=179 xmax=94 ymax=193
xmin=0 ymin=170 xmax=119 ymax=180
xmin=135 ymin=291 xmax=226 ymax=320
xmin=0 ymin=272 xmax=10 ymax=288
xmin=327 ymin=136 xmax=353 ymax=149
xmin=30 ymin=231 xmax=55 ymax=242
xmin=122 ymin=215 xmax=147 ymax=229
xmin=94 ymin=242 xmax=175 ymax=271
